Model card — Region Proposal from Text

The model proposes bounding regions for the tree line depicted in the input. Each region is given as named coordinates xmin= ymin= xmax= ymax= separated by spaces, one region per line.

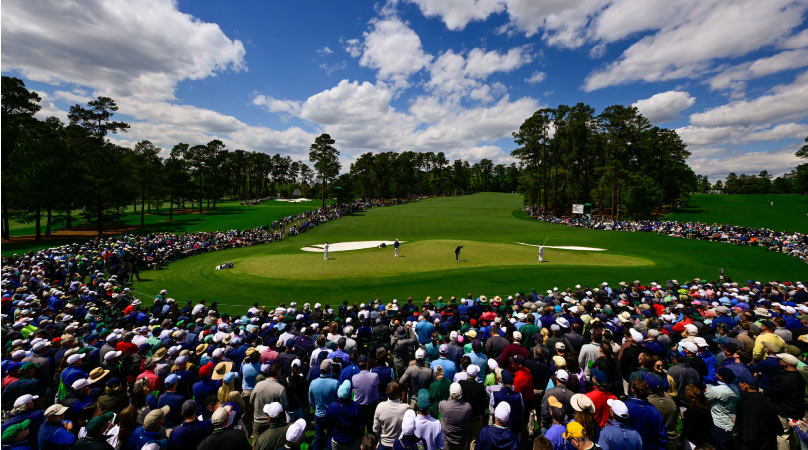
xmin=695 ymin=141 xmax=808 ymax=195
xmin=511 ymin=103 xmax=698 ymax=217
xmin=0 ymin=77 xmax=519 ymax=240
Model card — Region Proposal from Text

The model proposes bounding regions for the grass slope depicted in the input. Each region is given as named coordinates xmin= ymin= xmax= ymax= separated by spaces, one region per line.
xmin=132 ymin=193 xmax=807 ymax=312
xmin=666 ymin=194 xmax=808 ymax=233
xmin=1 ymin=200 xmax=321 ymax=255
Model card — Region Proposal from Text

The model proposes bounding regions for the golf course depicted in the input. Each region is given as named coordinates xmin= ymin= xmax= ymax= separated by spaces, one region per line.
xmin=130 ymin=193 xmax=807 ymax=312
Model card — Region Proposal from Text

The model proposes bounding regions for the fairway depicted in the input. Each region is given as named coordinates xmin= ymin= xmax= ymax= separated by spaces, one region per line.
xmin=233 ymin=239 xmax=651 ymax=280
xmin=666 ymin=193 xmax=808 ymax=233
xmin=1 ymin=199 xmax=322 ymax=255
xmin=132 ymin=193 xmax=808 ymax=312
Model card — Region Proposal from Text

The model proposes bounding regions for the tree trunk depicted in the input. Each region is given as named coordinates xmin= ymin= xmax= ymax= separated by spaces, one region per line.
xmin=133 ymin=199 xmax=137 ymax=214
xmin=2 ymin=205 xmax=10 ymax=239
xmin=169 ymin=197 xmax=174 ymax=221
xmin=321 ymin=178 xmax=327 ymax=209
xmin=35 ymin=204 xmax=41 ymax=241
xmin=97 ymin=199 xmax=104 ymax=237
xmin=46 ymin=206 xmax=52 ymax=236
xmin=140 ymin=183 xmax=146 ymax=226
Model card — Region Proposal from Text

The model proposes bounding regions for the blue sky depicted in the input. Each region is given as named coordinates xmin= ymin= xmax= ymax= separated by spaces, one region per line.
xmin=2 ymin=0 xmax=807 ymax=180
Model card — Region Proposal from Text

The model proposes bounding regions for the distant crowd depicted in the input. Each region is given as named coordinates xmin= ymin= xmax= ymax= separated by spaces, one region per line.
xmin=525 ymin=208 xmax=808 ymax=264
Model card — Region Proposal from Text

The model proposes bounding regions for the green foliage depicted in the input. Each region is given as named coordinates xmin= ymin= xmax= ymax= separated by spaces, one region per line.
xmin=624 ymin=175 xmax=662 ymax=217
xmin=309 ymin=133 xmax=341 ymax=208
xmin=512 ymin=103 xmax=693 ymax=216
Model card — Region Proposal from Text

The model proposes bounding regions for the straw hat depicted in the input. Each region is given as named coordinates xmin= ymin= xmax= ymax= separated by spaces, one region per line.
xmin=211 ymin=361 xmax=233 ymax=381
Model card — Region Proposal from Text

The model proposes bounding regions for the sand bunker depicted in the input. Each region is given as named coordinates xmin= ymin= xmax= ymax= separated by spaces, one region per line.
xmin=301 ymin=240 xmax=405 ymax=252
xmin=516 ymin=242 xmax=606 ymax=251
xmin=276 ymin=198 xmax=311 ymax=203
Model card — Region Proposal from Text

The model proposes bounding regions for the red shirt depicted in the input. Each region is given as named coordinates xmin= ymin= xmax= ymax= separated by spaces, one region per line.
xmin=116 ymin=341 xmax=138 ymax=355
xmin=512 ymin=367 xmax=534 ymax=403
xmin=586 ymin=387 xmax=617 ymax=428
xmin=498 ymin=343 xmax=529 ymax=370
xmin=137 ymin=369 xmax=163 ymax=393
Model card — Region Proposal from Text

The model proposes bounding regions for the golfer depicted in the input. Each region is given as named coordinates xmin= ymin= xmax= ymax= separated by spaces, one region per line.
xmin=394 ymin=239 xmax=400 ymax=257
xmin=538 ymin=245 xmax=544 ymax=263
xmin=324 ymin=242 xmax=329 ymax=260
xmin=455 ymin=245 xmax=463 ymax=262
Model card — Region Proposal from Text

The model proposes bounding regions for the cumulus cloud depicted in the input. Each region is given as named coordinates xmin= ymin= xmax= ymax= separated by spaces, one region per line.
xmin=525 ymin=71 xmax=546 ymax=84
xmin=632 ymin=90 xmax=695 ymax=123
xmin=584 ymin=0 xmax=807 ymax=91
xmin=744 ymin=123 xmax=808 ymax=142
xmin=1 ymin=0 xmax=246 ymax=101
xmin=356 ymin=18 xmax=432 ymax=86
xmin=427 ymin=46 xmax=531 ymax=103
xmin=690 ymin=71 xmax=808 ymax=127
xmin=708 ymin=49 xmax=808 ymax=92
xmin=688 ymin=149 xmax=801 ymax=178
xmin=252 ymin=95 xmax=303 ymax=116
xmin=407 ymin=0 xmax=505 ymax=30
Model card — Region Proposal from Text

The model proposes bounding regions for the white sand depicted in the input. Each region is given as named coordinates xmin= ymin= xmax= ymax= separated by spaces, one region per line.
xmin=276 ymin=198 xmax=311 ymax=203
xmin=301 ymin=240 xmax=405 ymax=252
xmin=516 ymin=242 xmax=606 ymax=251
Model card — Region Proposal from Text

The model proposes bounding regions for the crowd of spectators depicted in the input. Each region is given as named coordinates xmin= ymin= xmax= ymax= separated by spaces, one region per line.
xmin=525 ymin=208 xmax=808 ymax=264
xmin=3 ymin=251 xmax=808 ymax=450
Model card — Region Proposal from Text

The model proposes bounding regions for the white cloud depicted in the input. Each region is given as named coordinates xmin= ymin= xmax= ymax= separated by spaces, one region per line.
xmin=427 ymin=46 xmax=531 ymax=103
xmin=779 ymin=28 xmax=808 ymax=49
xmin=53 ymin=90 xmax=93 ymax=105
xmin=464 ymin=47 xmax=532 ymax=78
xmin=295 ymin=79 xmax=539 ymax=160
xmin=676 ymin=125 xmax=736 ymax=147
xmin=708 ymin=49 xmax=808 ymax=92
xmin=584 ymin=0 xmax=807 ymax=91
xmin=317 ymin=46 xmax=334 ymax=55
xmin=688 ymin=149 xmax=801 ymax=178
xmin=33 ymin=91 xmax=69 ymax=123
xmin=342 ymin=38 xmax=362 ymax=58
xmin=744 ymin=123 xmax=808 ymax=142
xmin=407 ymin=0 xmax=505 ymax=30
xmin=252 ymin=95 xmax=303 ymax=116
xmin=691 ymin=71 xmax=808 ymax=127
xmin=357 ymin=18 xmax=432 ymax=86
xmin=525 ymin=71 xmax=546 ymax=84
xmin=632 ymin=90 xmax=695 ymax=123
xmin=1 ymin=0 xmax=245 ymax=101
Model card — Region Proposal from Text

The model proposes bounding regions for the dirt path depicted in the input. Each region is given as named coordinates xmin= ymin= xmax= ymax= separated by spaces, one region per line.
xmin=2 ymin=225 xmax=141 ymax=244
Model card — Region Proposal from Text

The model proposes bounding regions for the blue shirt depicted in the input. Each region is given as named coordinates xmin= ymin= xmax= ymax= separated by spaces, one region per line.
xmin=309 ymin=375 xmax=339 ymax=417
xmin=415 ymin=321 xmax=435 ymax=345
xmin=125 ymin=426 xmax=165 ymax=450
xmin=326 ymin=400 xmax=362 ymax=444
xmin=167 ymin=420 xmax=213 ymax=450
xmin=241 ymin=362 xmax=261 ymax=391
xmin=624 ymin=397 xmax=668 ymax=450
xmin=157 ymin=391 xmax=187 ymax=428
xmin=598 ymin=421 xmax=643 ymax=450
xmin=192 ymin=378 xmax=220 ymax=406
xmin=429 ymin=358 xmax=457 ymax=382
xmin=544 ymin=423 xmax=572 ymax=450
xmin=37 ymin=421 xmax=76 ymax=450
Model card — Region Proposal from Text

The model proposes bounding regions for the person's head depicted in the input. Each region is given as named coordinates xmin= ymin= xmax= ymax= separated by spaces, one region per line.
xmin=360 ymin=434 xmax=377 ymax=450
xmin=44 ymin=404 xmax=69 ymax=423
xmin=652 ymin=357 xmax=665 ymax=374
xmin=606 ymin=399 xmax=629 ymax=423
xmin=386 ymin=381 xmax=400 ymax=401
xmin=563 ymin=421 xmax=591 ymax=450
xmin=416 ymin=389 xmax=431 ymax=414
xmin=630 ymin=379 xmax=650 ymax=400
xmin=181 ymin=400 xmax=198 ymax=420
xmin=738 ymin=379 xmax=759 ymax=393
xmin=85 ymin=412 xmax=114 ymax=437
xmin=263 ymin=402 xmax=284 ymax=424
xmin=449 ymin=382 xmax=462 ymax=400
xmin=494 ymin=401 xmax=510 ymax=426
xmin=684 ymin=385 xmax=709 ymax=412
xmin=533 ymin=436 xmax=553 ymax=450
xmin=143 ymin=405 xmax=170 ymax=432
xmin=210 ymin=405 xmax=231 ymax=430
xmin=1 ymin=419 xmax=30 ymax=443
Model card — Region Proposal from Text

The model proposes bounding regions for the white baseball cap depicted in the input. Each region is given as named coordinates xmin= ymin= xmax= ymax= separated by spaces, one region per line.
xmin=607 ymin=398 xmax=629 ymax=418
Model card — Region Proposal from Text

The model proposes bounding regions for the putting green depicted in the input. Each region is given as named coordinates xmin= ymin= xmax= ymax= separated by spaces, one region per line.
xmin=132 ymin=193 xmax=808 ymax=312
xmin=232 ymin=239 xmax=651 ymax=280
